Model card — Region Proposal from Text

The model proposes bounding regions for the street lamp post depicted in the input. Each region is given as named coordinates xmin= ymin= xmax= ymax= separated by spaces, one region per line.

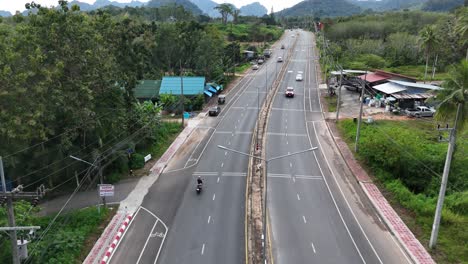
xmin=69 ymin=155 xmax=105 ymax=206
xmin=217 ymin=145 xmax=317 ymax=263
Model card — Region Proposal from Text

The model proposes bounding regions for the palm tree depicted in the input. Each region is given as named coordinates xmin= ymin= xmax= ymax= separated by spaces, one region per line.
xmin=214 ymin=3 xmax=233 ymax=25
xmin=232 ymin=8 xmax=240 ymax=24
xmin=429 ymin=60 xmax=468 ymax=248
xmin=419 ymin=25 xmax=439 ymax=81
xmin=454 ymin=8 xmax=468 ymax=60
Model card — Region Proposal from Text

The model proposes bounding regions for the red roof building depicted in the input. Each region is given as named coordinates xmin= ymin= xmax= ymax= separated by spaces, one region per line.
xmin=358 ymin=70 xmax=416 ymax=85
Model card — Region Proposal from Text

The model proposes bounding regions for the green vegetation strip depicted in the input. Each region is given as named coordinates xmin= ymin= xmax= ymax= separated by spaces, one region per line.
xmin=0 ymin=203 xmax=113 ymax=263
xmin=337 ymin=119 xmax=467 ymax=264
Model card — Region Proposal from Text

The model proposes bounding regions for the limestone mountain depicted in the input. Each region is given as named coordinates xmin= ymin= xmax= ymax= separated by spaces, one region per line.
xmin=277 ymin=0 xmax=361 ymax=17
xmin=189 ymin=0 xmax=220 ymax=17
xmin=240 ymin=2 xmax=268 ymax=17
xmin=146 ymin=0 xmax=203 ymax=15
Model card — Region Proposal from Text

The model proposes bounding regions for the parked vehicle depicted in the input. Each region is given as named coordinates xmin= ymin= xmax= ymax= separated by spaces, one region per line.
xmin=263 ymin=49 xmax=272 ymax=58
xmin=277 ymin=57 xmax=283 ymax=62
xmin=296 ymin=74 xmax=303 ymax=81
xmin=257 ymin=59 xmax=264 ymax=65
xmin=405 ymin=106 xmax=435 ymax=117
xmin=252 ymin=64 xmax=259 ymax=70
xmin=209 ymin=106 xmax=221 ymax=116
xmin=218 ymin=95 xmax=226 ymax=104
xmin=285 ymin=87 xmax=294 ymax=97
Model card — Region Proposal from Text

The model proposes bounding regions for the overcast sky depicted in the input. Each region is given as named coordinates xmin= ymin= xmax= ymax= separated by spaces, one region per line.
xmin=0 ymin=0 xmax=303 ymax=14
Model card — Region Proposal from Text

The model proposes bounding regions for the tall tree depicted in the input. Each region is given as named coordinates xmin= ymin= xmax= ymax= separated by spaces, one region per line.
xmin=419 ymin=25 xmax=439 ymax=81
xmin=214 ymin=3 xmax=233 ymax=25
xmin=430 ymin=59 xmax=468 ymax=248
xmin=232 ymin=8 xmax=240 ymax=24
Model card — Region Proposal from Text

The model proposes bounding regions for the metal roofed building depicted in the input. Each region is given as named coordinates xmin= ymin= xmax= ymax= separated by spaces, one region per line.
xmin=133 ymin=80 xmax=161 ymax=101
xmin=160 ymin=76 xmax=206 ymax=96
xmin=358 ymin=70 xmax=417 ymax=85
xmin=373 ymin=79 xmax=441 ymax=108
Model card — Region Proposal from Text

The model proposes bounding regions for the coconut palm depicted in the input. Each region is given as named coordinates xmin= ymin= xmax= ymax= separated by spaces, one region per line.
xmin=232 ymin=9 xmax=240 ymax=24
xmin=214 ymin=3 xmax=233 ymax=25
xmin=419 ymin=25 xmax=439 ymax=81
xmin=435 ymin=60 xmax=468 ymax=129
xmin=429 ymin=60 xmax=468 ymax=248
xmin=454 ymin=8 xmax=468 ymax=60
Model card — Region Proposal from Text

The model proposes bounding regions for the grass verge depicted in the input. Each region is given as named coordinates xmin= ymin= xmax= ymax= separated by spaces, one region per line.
xmin=0 ymin=205 xmax=114 ymax=263
xmin=324 ymin=95 xmax=337 ymax=112
xmin=236 ymin=62 xmax=251 ymax=73
xmin=337 ymin=119 xmax=467 ymax=264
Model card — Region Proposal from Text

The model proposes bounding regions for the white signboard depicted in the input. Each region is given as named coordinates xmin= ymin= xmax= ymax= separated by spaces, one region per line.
xmin=144 ymin=154 xmax=152 ymax=163
xmin=99 ymin=184 xmax=114 ymax=197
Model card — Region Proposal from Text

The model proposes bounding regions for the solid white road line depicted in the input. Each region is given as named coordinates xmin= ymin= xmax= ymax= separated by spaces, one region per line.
xmin=201 ymin=243 xmax=205 ymax=255
xmin=208 ymin=216 xmax=211 ymax=224
xmin=311 ymin=243 xmax=317 ymax=254
xmin=312 ymin=122 xmax=383 ymax=264
xmin=303 ymin=216 xmax=307 ymax=224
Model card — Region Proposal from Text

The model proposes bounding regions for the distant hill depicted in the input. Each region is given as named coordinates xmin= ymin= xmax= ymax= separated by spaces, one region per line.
xmin=277 ymin=0 xmax=362 ymax=18
xmin=189 ymin=0 xmax=220 ymax=17
xmin=240 ymin=2 xmax=267 ymax=17
xmin=0 ymin=10 xmax=12 ymax=17
xmin=67 ymin=0 xmax=145 ymax=11
xmin=146 ymin=0 xmax=203 ymax=15
xmin=349 ymin=0 xmax=427 ymax=11
xmin=422 ymin=0 xmax=464 ymax=11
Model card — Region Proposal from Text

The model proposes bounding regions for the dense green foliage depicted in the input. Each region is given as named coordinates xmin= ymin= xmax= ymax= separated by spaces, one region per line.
xmin=338 ymin=120 xmax=468 ymax=263
xmin=0 ymin=202 xmax=111 ymax=263
xmin=422 ymin=0 xmax=465 ymax=12
xmin=320 ymin=9 xmax=467 ymax=77
xmin=0 ymin=1 xmax=277 ymax=196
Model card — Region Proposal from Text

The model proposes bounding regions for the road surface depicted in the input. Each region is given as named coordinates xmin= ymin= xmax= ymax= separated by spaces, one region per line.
xmin=110 ymin=37 xmax=285 ymax=264
xmin=266 ymin=30 xmax=411 ymax=264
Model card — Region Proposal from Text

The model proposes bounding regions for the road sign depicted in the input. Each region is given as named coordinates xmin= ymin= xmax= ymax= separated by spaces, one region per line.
xmin=144 ymin=154 xmax=152 ymax=163
xmin=98 ymin=184 xmax=114 ymax=197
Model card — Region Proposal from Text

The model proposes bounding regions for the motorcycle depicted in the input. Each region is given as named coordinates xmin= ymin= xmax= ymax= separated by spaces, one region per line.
xmin=196 ymin=183 xmax=203 ymax=194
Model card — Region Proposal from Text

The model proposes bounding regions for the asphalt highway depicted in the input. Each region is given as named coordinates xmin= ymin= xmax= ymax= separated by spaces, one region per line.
xmin=266 ymin=30 xmax=411 ymax=264
xmin=110 ymin=37 xmax=284 ymax=264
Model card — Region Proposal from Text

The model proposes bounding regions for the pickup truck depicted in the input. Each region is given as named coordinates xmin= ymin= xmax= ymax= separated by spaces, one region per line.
xmin=405 ymin=106 xmax=435 ymax=117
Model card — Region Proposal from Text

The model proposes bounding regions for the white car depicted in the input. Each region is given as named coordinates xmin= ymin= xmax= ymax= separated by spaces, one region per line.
xmin=296 ymin=74 xmax=303 ymax=81
xmin=252 ymin=64 xmax=259 ymax=70
xmin=277 ymin=57 xmax=283 ymax=62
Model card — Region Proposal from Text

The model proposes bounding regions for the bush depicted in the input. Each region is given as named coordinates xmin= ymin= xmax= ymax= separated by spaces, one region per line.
xmin=192 ymin=94 xmax=204 ymax=111
xmin=129 ymin=153 xmax=145 ymax=169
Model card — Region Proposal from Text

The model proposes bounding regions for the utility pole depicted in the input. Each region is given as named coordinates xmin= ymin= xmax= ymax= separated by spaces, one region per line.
xmin=355 ymin=70 xmax=368 ymax=153
xmin=180 ymin=60 xmax=185 ymax=128
xmin=1 ymin=157 xmax=45 ymax=264
xmin=335 ymin=68 xmax=343 ymax=121
xmin=430 ymin=103 xmax=462 ymax=248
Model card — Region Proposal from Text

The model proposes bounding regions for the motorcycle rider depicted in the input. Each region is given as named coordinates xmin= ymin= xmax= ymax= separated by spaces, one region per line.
xmin=197 ymin=176 xmax=203 ymax=186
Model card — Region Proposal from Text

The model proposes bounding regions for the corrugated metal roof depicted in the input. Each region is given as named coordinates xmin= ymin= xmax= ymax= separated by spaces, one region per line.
xmin=389 ymin=80 xmax=441 ymax=90
xmin=392 ymin=93 xmax=434 ymax=99
xmin=133 ymin=80 xmax=161 ymax=99
xmin=358 ymin=73 xmax=390 ymax=83
xmin=160 ymin=77 xmax=205 ymax=95
xmin=373 ymin=82 xmax=407 ymax=94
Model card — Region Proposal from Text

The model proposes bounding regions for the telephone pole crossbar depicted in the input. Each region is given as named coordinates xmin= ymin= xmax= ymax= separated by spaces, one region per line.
xmin=1 ymin=156 xmax=46 ymax=264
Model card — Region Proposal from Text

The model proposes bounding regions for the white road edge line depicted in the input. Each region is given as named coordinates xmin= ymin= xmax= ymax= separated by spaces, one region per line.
xmin=303 ymin=216 xmax=307 ymax=224
xmin=201 ymin=243 xmax=205 ymax=255
xmin=135 ymin=206 xmax=169 ymax=264
xmin=311 ymin=242 xmax=316 ymax=254
xmin=312 ymin=122 xmax=383 ymax=264
xmin=297 ymin=194 xmax=301 ymax=201
xmin=221 ymin=162 xmax=224 ymax=168
xmin=217 ymin=177 xmax=220 ymax=183
xmin=212 ymin=194 xmax=216 ymax=200
xmin=302 ymin=43 xmax=367 ymax=264
xmin=135 ymin=219 xmax=159 ymax=264
xmin=208 ymin=215 xmax=211 ymax=224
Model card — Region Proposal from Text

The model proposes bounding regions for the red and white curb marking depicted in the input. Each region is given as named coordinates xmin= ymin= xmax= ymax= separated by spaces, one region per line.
xmin=101 ymin=214 xmax=133 ymax=264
